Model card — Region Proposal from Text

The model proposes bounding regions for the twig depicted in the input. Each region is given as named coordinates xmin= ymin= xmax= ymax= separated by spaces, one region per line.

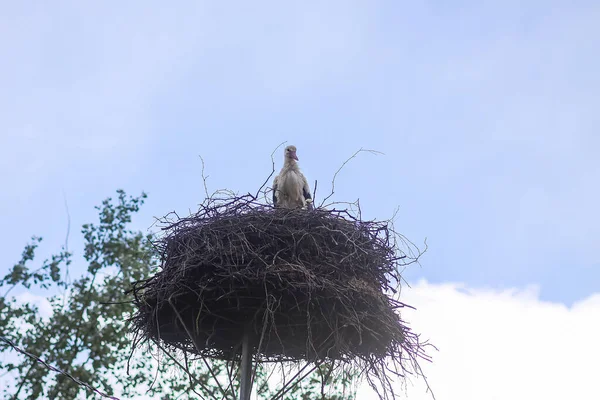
xmin=154 ymin=342 xmax=213 ymax=400
xmin=256 ymin=141 xmax=287 ymax=200
xmin=320 ymin=148 xmax=383 ymax=207
xmin=169 ymin=299 xmax=229 ymax=399
xmin=199 ymin=156 xmax=210 ymax=200
xmin=62 ymin=190 xmax=71 ymax=256
xmin=270 ymin=363 xmax=319 ymax=400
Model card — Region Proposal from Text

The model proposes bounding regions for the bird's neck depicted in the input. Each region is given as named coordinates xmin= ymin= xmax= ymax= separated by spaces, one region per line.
xmin=283 ymin=159 xmax=299 ymax=171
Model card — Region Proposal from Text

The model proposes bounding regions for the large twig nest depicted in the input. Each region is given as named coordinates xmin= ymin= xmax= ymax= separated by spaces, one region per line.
xmin=130 ymin=194 xmax=427 ymax=374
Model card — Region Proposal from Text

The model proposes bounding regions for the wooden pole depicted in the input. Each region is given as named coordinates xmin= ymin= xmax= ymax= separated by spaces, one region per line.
xmin=239 ymin=330 xmax=253 ymax=400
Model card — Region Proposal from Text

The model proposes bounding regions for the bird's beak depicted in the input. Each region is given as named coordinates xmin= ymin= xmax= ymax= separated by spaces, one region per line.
xmin=291 ymin=151 xmax=298 ymax=161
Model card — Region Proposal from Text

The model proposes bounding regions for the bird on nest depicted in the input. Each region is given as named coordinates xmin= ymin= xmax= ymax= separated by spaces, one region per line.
xmin=272 ymin=145 xmax=313 ymax=210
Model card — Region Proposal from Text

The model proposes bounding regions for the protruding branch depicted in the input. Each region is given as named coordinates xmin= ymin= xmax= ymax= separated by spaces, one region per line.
xmin=320 ymin=148 xmax=383 ymax=207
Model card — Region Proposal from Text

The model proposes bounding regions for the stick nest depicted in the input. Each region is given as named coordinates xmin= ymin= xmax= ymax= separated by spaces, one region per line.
xmin=130 ymin=193 xmax=427 ymax=373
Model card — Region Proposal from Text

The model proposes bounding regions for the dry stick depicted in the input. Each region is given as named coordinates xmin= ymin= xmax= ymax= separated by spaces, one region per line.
xmin=154 ymin=342 xmax=213 ymax=400
xmin=256 ymin=141 xmax=287 ymax=200
xmin=270 ymin=363 xmax=319 ymax=400
xmin=146 ymin=339 xmax=162 ymax=395
xmin=407 ymin=345 xmax=436 ymax=400
xmin=318 ymin=361 xmax=335 ymax=400
xmin=250 ymin=299 xmax=272 ymax=393
xmin=199 ymin=155 xmax=210 ymax=200
xmin=220 ymin=358 xmax=241 ymax=400
xmin=62 ymin=190 xmax=71 ymax=288
xmin=320 ymin=148 xmax=383 ymax=207
xmin=181 ymin=351 xmax=211 ymax=400
xmin=169 ymin=299 xmax=229 ymax=399
xmin=256 ymin=363 xmax=279 ymax=396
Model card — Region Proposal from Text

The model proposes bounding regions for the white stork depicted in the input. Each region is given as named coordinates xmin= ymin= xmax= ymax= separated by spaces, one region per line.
xmin=272 ymin=145 xmax=313 ymax=210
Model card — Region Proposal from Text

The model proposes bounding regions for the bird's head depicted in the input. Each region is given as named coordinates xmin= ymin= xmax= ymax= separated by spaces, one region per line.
xmin=285 ymin=145 xmax=299 ymax=161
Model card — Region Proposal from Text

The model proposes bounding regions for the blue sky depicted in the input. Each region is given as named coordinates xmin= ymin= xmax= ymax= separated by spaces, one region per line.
xmin=1 ymin=1 xmax=599 ymax=307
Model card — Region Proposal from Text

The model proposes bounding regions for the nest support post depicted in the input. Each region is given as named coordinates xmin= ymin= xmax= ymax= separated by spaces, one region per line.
xmin=239 ymin=328 xmax=253 ymax=400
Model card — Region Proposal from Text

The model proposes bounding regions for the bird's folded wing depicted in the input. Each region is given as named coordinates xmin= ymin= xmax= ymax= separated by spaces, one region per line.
xmin=301 ymin=174 xmax=313 ymax=211
xmin=272 ymin=175 xmax=279 ymax=206
xmin=301 ymin=175 xmax=311 ymax=200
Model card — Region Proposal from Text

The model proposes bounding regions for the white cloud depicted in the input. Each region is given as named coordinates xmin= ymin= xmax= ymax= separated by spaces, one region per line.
xmin=357 ymin=281 xmax=600 ymax=399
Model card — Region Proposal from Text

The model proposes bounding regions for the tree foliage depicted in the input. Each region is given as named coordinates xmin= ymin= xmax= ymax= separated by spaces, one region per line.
xmin=0 ymin=190 xmax=356 ymax=399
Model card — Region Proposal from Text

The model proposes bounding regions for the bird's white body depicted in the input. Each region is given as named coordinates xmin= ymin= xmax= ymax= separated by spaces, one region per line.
xmin=273 ymin=145 xmax=313 ymax=209
xmin=274 ymin=166 xmax=309 ymax=209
